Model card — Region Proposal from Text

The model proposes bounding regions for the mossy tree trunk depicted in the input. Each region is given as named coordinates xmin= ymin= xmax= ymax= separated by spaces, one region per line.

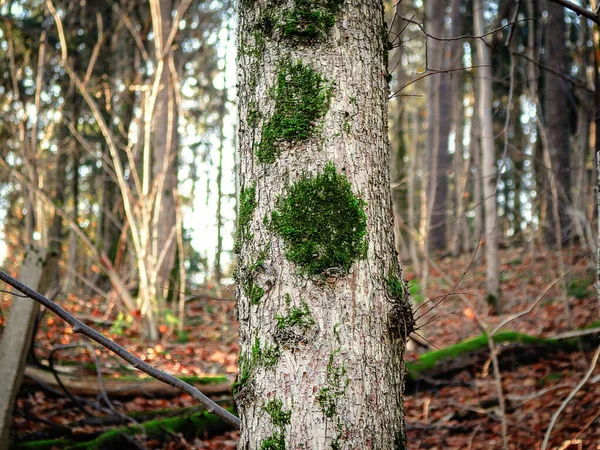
xmin=236 ymin=0 xmax=414 ymax=448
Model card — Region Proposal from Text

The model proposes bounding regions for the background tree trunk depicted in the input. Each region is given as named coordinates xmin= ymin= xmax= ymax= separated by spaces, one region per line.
xmin=152 ymin=0 xmax=179 ymax=300
xmin=235 ymin=0 xmax=414 ymax=448
xmin=543 ymin=1 xmax=571 ymax=245
xmin=425 ymin=0 xmax=451 ymax=253
xmin=474 ymin=0 xmax=500 ymax=311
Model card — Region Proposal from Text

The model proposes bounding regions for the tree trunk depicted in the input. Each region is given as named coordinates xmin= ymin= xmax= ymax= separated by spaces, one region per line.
xmin=235 ymin=0 xmax=414 ymax=448
xmin=152 ymin=0 xmax=179 ymax=301
xmin=425 ymin=0 xmax=451 ymax=253
xmin=474 ymin=0 xmax=500 ymax=311
xmin=543 ymin=1 xmax=571 ymax=246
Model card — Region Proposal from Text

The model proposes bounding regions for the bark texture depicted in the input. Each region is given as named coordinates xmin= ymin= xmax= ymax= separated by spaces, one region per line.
xmin=543 ymin=2 xmax=571 ymax=245
xmin=236 ymin=0 xmax=413 ymax=448
xmin=152 ymin=0 xmax=179 ymax=299
xmin=425 ymin=0 xmax=451 ymax=253
xmin=474 ymin=0 xmax=500 ymax=309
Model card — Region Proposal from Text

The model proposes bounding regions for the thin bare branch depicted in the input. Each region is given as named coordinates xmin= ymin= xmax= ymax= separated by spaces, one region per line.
xmin=46 ymin=0 xmax=67 ymax=64
xmin=0 ymin=269 xmax=241 ymax=429
xmin=547 ymin=0 xmax=600 ymax=24
xmin=84 ymin=12 xmax=104 ymax=86
xmin=541 ymin=345 xmax=600 ymax=450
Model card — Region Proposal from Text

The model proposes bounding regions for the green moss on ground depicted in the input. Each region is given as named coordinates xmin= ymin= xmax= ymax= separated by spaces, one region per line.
xmin=281 ymin=0 xmax=344 ymax=42
xmin=257 ymin=60 xmax=332 ymax=163
xmin=406 ymin=331 xmax=566 ymax=378
xmin=14 ymin=408 xmax=235 ymax=450
xmin=271 ymin=162 xmax=367 ymax=275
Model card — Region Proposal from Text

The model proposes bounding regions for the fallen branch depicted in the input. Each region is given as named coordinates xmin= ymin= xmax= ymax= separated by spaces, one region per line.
xmin=0 ymin=268 xmax=241 ymax=429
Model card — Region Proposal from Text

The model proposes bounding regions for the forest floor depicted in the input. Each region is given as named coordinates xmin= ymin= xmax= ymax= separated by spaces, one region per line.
xmin=2 ymin=244 xmax=600 ymax=449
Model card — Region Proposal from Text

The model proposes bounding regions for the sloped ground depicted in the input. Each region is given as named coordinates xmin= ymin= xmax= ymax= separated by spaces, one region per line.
xmin=3 ymin=245 xmax=599 ymax=449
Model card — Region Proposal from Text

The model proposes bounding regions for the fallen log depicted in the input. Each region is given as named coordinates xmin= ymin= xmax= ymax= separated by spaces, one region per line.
xmin=405 ymin=328 xmax=600 ymax=392
xmin=23 ymin=366 xmax=232 ymax=398
xmin=13 ymin=407 xmax=236 ymax=450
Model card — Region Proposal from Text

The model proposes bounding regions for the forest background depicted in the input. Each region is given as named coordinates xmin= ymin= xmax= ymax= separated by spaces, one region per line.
xmin=0 ymin=0 xmax=599 ymax=449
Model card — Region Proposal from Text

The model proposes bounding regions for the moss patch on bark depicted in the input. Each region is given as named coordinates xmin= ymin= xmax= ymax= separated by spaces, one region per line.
xmin=276 ymin=301 xmax=315 ymax=330
xmin=261 ymin=399 xmax=291 ymax=450
xmin=234 ymin=184 xmax=257 ymax=254
xmin=280 ymin=0 xmax=344 ymax=42
xmin=257 ymin=60 xmax=332 ymax=163
xmin=271 ymin=162 xmax=367 ymax=275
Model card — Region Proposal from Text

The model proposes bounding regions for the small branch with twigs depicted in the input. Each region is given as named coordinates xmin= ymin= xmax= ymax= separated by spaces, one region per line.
xmin=0 ymin=268 xmax=241 ymax=429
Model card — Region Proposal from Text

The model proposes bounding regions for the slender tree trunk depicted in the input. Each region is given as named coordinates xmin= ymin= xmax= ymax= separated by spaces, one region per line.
xmin=236 ymin=0 xmax=414 ymax=447
xmin=152 ymin=0 xmax=179 ymax=301
xmin=425 ymin=0 xmax=451 ymax=253
xmin=214 ymin=98 xmax=226 ymax=284
xmin=543 ymin=1 xmax=571 ymax=245
xmin=474 ymin=0 xmax=500 ymax=311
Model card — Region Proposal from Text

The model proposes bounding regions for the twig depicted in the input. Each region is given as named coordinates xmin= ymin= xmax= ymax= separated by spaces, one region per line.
xmin=491 ymin=259 xmax=585 ymax=335
xmin=547 ymin=0 xmax=600 ymax=25
xmin=46 ymin=0 xmax=67 ymax=64
xmin=541 ymin=345 xmax=600 ymax=450
xmin=0 ymin=268 xmax=241 ymax=428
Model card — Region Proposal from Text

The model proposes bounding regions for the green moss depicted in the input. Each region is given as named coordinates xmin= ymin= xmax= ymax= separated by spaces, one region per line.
xmin=233 ymin=353 xmax=252 ymax=395
xmin=261 ymin=433 xmax=286 ymax=450
xmin=567 ymin=277 xmax=592 ymax=299
xmin=234 ymin=184 xmax=257 ymax=254
xmin=385 ymin=272 xmax=407 ymax=302
xmin=407 ymin=279 xmax=424 ymax=304
xmin=252 ymin=336 xmax=281 ymax=367
xmin=405 ymin=331 xmax=565 ymax=378
xmin=281 ymin=0 xmax=343 ymax=42
xmin=14 ymin=408 xmax=236 ymax=449
xmin=242 ymin=246 xmax=270 ymax=305
xmin=317 ymin=350 xmax=347 ymax=418
xmin=316 ymin=387 xmax=336 ymax=418
xmin=271 ymin=162 xmax=367 ymax=275
xmin=244 ymin=278 xmax=265 ymax=305
xmin=257 ymin=60 xmax=332 ymax=163
xmin=276 ymin=302 xmax=315 ymax=330
xmin=260 ymin=398 xmax=290 ymax=449
xmin=263 ymin=399 xmax=292 ymax=426
xmin=384 ymin=270 xmax=415 ymax=340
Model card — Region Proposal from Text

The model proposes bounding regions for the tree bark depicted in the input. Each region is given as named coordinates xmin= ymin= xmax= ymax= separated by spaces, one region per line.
xmin=236 ymin=0 xmax=414 ymax=448
xmin=474 ymin=0 xmax=500 ymax=311
xmin=425 ymin=0 xmax=452 ymax=253
xmin=152 ymin=0 xmax=179 ymax=300
xmin=543 ymin=1 xmax=571 ymax=245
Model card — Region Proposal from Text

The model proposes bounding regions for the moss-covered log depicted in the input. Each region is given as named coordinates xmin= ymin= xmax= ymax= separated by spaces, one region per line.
xmin=13 ymin=408 xmax=236 ymax=450
xmin=405 ymin=330 xmax=600 ymax=392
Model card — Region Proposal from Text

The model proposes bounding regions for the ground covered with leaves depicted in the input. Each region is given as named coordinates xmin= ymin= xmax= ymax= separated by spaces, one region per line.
xmin=1 ymin=245 xmax=599 ymax=449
